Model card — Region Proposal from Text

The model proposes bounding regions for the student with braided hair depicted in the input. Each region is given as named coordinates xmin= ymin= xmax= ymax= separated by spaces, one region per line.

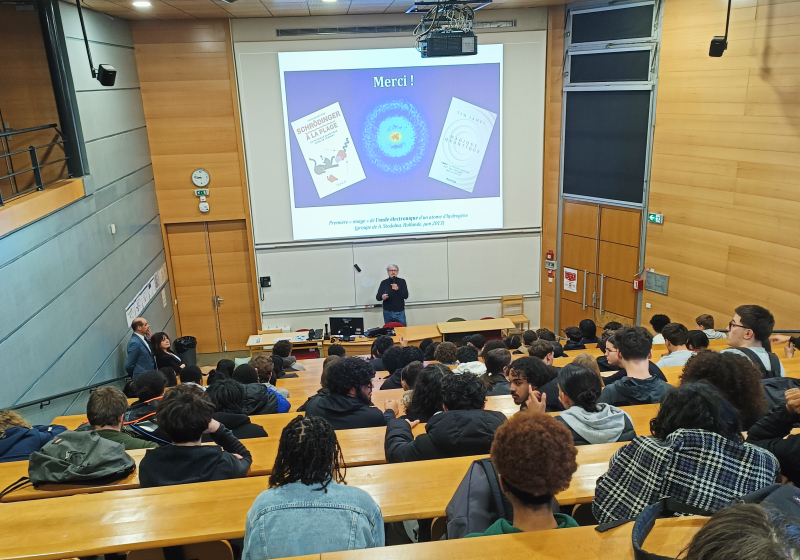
xmin=242 ymin=416 xmax=384 ymax=559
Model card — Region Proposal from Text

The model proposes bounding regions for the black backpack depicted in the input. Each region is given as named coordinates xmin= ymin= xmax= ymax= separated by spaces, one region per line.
xmin=737 ymin=347 xmax=782 ymax=379
xmin=762 ymin=377 xmax=800 ymax=410
xmin=599 ymin=484 xmax=800 ymax=560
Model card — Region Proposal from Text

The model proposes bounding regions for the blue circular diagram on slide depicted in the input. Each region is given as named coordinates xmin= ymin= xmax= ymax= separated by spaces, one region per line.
xmin=363 ymin=101 xmax=428 ymax=174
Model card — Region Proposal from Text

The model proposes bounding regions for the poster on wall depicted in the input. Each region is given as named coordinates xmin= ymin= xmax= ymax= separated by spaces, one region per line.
xmin=563 ymin=267 xmax=578 ymax=293
xmin=125 ymin=264 xmax=169 ymax=326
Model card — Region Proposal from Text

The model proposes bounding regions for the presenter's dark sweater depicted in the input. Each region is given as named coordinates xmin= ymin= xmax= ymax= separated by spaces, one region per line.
xmin=376 ymin=277 xmax=408 ymax=312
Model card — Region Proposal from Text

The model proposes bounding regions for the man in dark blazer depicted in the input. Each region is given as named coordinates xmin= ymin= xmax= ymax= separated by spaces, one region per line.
xmin=125 ymin=317 xmax=156 ymax=378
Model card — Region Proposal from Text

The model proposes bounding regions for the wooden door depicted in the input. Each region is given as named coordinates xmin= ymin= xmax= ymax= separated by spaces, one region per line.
xmin=207 ymin=221 xmax=257 ymax=351
xmin=597 ymin=207 xmax=641 ymax=323
xmin=165 ymin=223 xmax=219 ymax=354
xmin=561 ymin=234 xmax=597 ymax=310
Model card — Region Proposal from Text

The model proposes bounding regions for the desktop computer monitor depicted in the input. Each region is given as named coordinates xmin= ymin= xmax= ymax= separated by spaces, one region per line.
xmin=330 ymin=317 xmax=364 ymax=337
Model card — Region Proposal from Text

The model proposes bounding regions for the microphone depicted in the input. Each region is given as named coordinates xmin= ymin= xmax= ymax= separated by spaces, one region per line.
xmin=324 ymin=323 xmax=329 ymax=340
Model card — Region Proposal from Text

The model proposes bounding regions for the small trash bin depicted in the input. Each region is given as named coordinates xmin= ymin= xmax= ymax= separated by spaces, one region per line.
xmin=173 ymin=336 xmax=197 ymax=366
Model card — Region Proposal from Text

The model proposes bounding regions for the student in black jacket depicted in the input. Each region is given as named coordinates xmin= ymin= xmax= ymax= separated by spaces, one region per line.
xmin=232 ymin=364 xmax=280 ymax=415
xmin=508 ymin=357 xmax=561 ymax=413
xmin=381 ymin=346 xmax=424 ymax=390
xmin=205 ymin=378 xmax=268 ymax=441
xmin=480 ymin=348 xmax=512 ymax=396
xmin=747 ymin=388 xmax=800 ymax=485
xmin=563 ymin=327 xmax=586 ymax=351
xmin=535 ymin=329 xmax=566 ymax=358
xmin=384 ymin=373 xmax=506 ymax=463
xmin=402 ymin=364 xmax=446 ymax=423
xmin=598 ymin=335 xmax=667 ymax=384
xmin=368 ymin=335 xmax=395 ymax=372
xmin=305 ymin=357 xmax=395 ymax=430
xmin=378 ymin=345 xmax=405 ymax=390
xmin=139 ymin=384 xmax=252 ymax=488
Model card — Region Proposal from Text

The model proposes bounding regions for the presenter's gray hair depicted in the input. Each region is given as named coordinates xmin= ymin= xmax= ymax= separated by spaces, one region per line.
xmin=387 ymin=264 xmax=399 ymax=271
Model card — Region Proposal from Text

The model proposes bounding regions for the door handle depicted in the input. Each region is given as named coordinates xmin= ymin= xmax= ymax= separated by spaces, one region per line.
xmin=599 ymin=274 xmax=605 ymax=314
xmin=582 ymin=270 xmax=588 ymax=310
xmin=216 ymin=296 xmax=224 ymax=306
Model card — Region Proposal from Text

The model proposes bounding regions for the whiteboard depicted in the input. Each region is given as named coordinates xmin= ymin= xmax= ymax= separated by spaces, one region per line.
xmin=352 ymin=239 xmax=449 ymax=305
xmin=447 ymin=233 xmax=541 ymax=299
xmin=257 ymin=245 xmax=355 ymax=312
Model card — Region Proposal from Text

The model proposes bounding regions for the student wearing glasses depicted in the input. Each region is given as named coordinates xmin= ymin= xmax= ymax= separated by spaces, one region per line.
xmin=722 ymin=305 xmax=785 ymax=378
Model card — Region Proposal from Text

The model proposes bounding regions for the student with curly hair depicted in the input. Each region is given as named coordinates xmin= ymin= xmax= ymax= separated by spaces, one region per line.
xmin=272 ymin=340 xmax=306 ymax=372
xmin=554 ymin=364 xmax=635 ymax=446
xmin=243 ymin=416 xmax=384 ymax=558
xmin=403 ymin=364 xmax=446 ymax=423
xmin=462 ymin=413 xmax=579 ymax=537
xmin=380 ymin=346 xmax=424 ymax=390
xmin=384 ymin=373 xmax=506 ymax=463
xmin=593 ymin=382 xmax=780 ymax=524
xmin=681 ymin=351 xmax=768 ymax=430
xmin=433 ymin=341 xmax=458 ymax=366
xmin=305 ymin=357 xmax=394 ymax=430
xmin=455 ymin=344 xmax=486 ymax=376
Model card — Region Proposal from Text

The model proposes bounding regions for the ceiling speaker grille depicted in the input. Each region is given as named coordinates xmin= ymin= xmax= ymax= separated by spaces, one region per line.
xmin=276 ymin=20 xmax=515 ymax=37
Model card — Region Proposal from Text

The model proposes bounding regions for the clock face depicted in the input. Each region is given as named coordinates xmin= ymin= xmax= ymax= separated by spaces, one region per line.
xmin=191 ymin=169 xmax=210 ymax=187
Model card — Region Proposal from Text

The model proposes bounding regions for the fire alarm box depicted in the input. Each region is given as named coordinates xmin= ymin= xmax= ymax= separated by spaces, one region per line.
xmin=546 ymin=250 xmax=554 ymax=261
xmin=633 ymin=278 xmax=644 ymax=291
xmin=547 ymin=269 xmax=555 ymax=278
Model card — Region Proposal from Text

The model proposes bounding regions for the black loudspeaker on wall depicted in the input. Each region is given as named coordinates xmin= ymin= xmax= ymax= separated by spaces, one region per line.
xmin=709 ymin=0 xmax=731 ymax=57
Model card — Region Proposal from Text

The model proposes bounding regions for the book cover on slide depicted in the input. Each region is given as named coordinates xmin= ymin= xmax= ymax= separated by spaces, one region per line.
xmin=429 ymin=97 xmax=497 ymax=193
xmin=291 ymin=102 xmax=366 ymax=198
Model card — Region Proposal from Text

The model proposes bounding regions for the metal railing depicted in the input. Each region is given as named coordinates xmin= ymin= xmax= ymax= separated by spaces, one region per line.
xmin=0 ymin=123 xmax=71 ymax=206
xmin=7 ymin=375 xmax=130 ymax=411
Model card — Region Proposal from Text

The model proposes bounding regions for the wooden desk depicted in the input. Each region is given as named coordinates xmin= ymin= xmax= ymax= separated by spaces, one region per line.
xmin=322 ymin=517 xmax=706 ymax=560
xmin=437 ymin=318 xmax=515 ymax=336
xmin=0 ymin=442 xmax=628 ymax=559
xmin=321 ymin=324 xmax=444 ymax=356
xmin=246 ymin=331 xmax=322 ymax=358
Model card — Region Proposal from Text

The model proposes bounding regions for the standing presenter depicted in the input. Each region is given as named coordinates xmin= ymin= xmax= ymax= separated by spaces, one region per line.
xmin=377 ymin=264 xmax=409 ymax=326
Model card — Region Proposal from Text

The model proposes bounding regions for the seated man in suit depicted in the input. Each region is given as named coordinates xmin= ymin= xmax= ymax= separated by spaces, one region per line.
xmin=125 ymin=317 xmax=156 ymax=379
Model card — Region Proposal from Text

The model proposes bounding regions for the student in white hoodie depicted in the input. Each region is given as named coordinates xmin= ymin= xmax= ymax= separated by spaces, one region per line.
xmin=554 ymin=364 xmax=636 ymax=446
xmin=454 ymin=345 xmax=487 ymax=376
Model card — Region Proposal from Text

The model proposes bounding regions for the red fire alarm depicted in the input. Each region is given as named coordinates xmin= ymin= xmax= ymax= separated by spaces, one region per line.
xmin=547 ymin=269 xmax=555 ymax=278
xmin=633 ymin=278 xmax=644 ymax=291
xmin=546 ymin=250 xmax=554 ymax=261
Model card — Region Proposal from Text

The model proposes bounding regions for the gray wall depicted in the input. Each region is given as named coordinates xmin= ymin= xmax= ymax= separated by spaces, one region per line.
xmin=0 ymin=3 xmax=172 ymax=424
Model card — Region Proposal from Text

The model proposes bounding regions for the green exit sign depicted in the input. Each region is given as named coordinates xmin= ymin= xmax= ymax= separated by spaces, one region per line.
xmin=647 ymin=212 xmax=664 ymax=224
xmin=194 ymin=189 xmax=210 ymax=196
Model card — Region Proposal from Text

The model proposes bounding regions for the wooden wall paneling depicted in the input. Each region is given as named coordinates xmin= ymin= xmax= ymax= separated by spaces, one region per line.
xmin=559 ymin=298 xmax=592 ymax=335
xmin=539 ymin=4 xmax=565 ymax=330
xmin=643 ymin=0 xmax=800 ymax=329
xmin=600 ymin=276 xmax=636 ymax=320
xmin=598 ymin=241 xmax=639 ymax=282
xmin=207 ymin=220 xmax=257 ymax=351
xmin=561 ymin=234 xmax=597 ymax=306
xmin=600 ymin=207 xmax=641 ymax=247
xmin=562 ymin=201 xmax=599 ymax=239
xmin=165 ymin=223 xmax=219 ymax=354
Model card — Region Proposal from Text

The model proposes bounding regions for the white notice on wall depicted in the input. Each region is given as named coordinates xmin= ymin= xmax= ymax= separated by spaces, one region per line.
xmin=563 ymin=267 xmax=578 ymax=293
xmin=125 ymin=263 xmax=169 ymax=326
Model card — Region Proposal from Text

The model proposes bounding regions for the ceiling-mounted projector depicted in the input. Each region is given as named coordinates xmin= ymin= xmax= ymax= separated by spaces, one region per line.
xmin=410 ymin=1 xmax=490 ymax=57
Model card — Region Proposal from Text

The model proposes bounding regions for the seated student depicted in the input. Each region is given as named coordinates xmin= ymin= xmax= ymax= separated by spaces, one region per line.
xmin=378 ymin=345 xmax=408 ymax=390
xmin=649 ymin=314 xmax=671 ymax=344
xmin=696 ymin=313 xmax=727 ymax=340
xmin=207 ymin=369 xmax=225 ymax=387
xmin=554 ymin=364 xmax=635 ymax=446
xmin=655 ymin=323 xmax=695 ymax=368
xmin=571 ymin=353 xmax=605 ymax=385
xmin=368 ymin=335 xmax=394 ymax=372
xmin=681 ymin=351 xmax=769 ymax=430
xmin=578 ymin=319 xmax=600 ymax=345
xmin=528 ymin=339 xmax=558 ymax=369
xmin=232 ymin=364 xmax=288 ymax=415
xmin=124 ymin=370 xmax=168 ymax=442
xmin=205 ymin=378 xmax=268 ymax=441
xmin=481 ymin=339 xmax=507 ymax=357
xmin=599 ymin=333 xmax=668 ymax=384
xmin=462 ymin=413 xmax=579 ymax=538
xmin=682 ymin=503 xmax=800 ymax=560
xmin=508 ymin=357 xmax=560 ymax=412
xmin=469 ymin=334 xmax=486 ymax=352
xmin=151 ymin=332 xmax=184 ymax=370
xmin=603 ymin=321 xmax=622 ymax=332
xmin=419 ymin=338 xmax=433 ymax=356
xmin=272 ymin=340 xmax=306 ymax=372
xmin=0 ymin=411 xmax=67 ymax=463
xmin=216 ymin=359 xmax=235 ymax=378
xmin=686 ymin=329 xmax=710 ymax=352
xmin=423 ymin=341 xmax=440 ymax=364
xmin=87 ymin=387 xmax=157 ymax=450
xmin=455 ymin=345 xmax=486 ymax=376
xmin=433 ymin=341 xmax=459 ymax=367
xmin=159 ymin=367 xmax=178 ymax=388
xmin=595 ymin=330 xmax=615 ymax=371
xmin=770 ymin=333 xmax=798 ymax=358
xmin=480 ymin=348 xmax=512 ymax=396
xmin=243 ymin=416 xmax=384 ymax=559
xmin=296 ymin=356 xmax=338 ymax=413
xmin=327 ymin=344 xmax=346 ymax=358
xmin=503 ymin=334 xmax=522 ymax=352
xmin=269 ymin=354 xmax=298 ymax=381
xmin=397 ymin=361 xmax=424 ymax=409
xmin=599 ymin=327 xmax=672 ymax=406
xmin=403 ymin=364 xmax=446 ymax=423
xmin=535 ymin=329 xmax=565 ymax=358
xmin=563 ymin=327 xmax=586 ymax=350
xmin=381 ymin=346 xmax=424 ymax=390
xmin=384 ymin=373 xmax=506 ymax=462
xmin=179 ymin=364 xmax=204 ymax=389
xmin=723 ymin=304 xmax=785 ymax=377
xmin=517 ymin=330 xmax=538 ymax=355
xmin=250 ymin=354 xmax=290 ymax=398
xmin=747 ymin=387 xmax=800 ymax=485
xmin=592 ymin=382 xmax=779 ymax=524
xmin=305 ymin=357 xmax=395 ymax=429
xmin=139 ymin=384 xmax=252 ymax=488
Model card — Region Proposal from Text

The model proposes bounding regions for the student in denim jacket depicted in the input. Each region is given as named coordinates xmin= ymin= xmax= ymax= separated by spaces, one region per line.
xmin=243 ymin=416 xmax=384 ymax=559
